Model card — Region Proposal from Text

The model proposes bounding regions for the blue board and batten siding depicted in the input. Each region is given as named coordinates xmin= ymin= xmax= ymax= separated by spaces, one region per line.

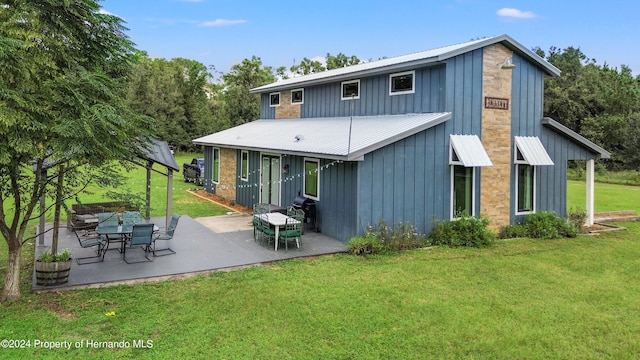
xmin=260 ymin=65 xmax=447 ymax=118
xmin=357 ymin=51 xmax=484 ymax=236
xmin=511 ymin=53 xmax=597 ymax=220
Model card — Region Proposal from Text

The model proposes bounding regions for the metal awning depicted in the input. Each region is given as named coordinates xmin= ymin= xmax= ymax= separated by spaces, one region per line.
xmin=514 ymin=136 xmax=554 ymax=165
xmin=450 ymin=134 xmax=493 ymax=167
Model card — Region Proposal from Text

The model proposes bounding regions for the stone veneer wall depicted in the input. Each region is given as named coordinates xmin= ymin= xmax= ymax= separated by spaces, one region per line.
xmin=275 ymin=90 xmax=301 ymax=119
xmin=217 ymin=147 xmax=237 ymax=200
xmin=480 ymin=44 xmax=513 ymax=229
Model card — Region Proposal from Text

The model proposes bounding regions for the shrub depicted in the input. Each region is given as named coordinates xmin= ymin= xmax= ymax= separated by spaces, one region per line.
xmin=522 ymin=212 xmax=578 ymax=239
xmin=567 ymin=208 xmax=587 ymax=233
xmin=429 ymin=216 xmax=495 ymax=247
xmin=347 ymin=235 xmax=384 ymax=256
xmin=348 ymin=220 xmax=429 ymax=255
xmin=499 ymin=224 xmax=528 ymax=239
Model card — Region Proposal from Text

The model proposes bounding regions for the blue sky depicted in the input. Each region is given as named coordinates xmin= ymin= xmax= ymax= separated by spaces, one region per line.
xmin=100 ymin=0 xmax=640 ymax=78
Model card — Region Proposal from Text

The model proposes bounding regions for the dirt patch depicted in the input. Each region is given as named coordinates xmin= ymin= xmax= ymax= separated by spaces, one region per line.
xmin=189 ymin=190 xmax=252 ymax=214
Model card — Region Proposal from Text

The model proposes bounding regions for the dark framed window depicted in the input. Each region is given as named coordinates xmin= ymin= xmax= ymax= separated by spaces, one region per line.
xmin=304 ymin=158 xmax=320 ymax=199
xmin=269 ymin=92 xmax=280 ymax=107
xmin=212 ymin=148 xmax=220 ymax=183
xmin=341 ymin=79 xmax=360 ymax=100
xmin=291 ymin=89 xmax=304 ymax=104
xmin=389 ymin=70 xmax=415 ymax=95
xmin=240 ymin=150 xmax=248 ymax=181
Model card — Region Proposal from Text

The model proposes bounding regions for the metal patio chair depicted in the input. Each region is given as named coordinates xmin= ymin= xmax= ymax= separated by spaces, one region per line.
xmin=123 ymin=223 xmax=155 ymax=264
xmin=152 ymin=214 xmax=181 ymax=256
xmin=74 ymin=231 xmax=108 ymax=265
xmin=278 ymin=217 xmax=303 ymax=251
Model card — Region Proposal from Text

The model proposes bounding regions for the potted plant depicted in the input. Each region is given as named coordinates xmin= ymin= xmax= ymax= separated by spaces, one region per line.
xmin=35 ymin=248 xmax=72 ymax=286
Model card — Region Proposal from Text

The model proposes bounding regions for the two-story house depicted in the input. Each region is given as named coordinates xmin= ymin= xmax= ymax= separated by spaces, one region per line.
xmin=193 ymin=34 xmax=609 ymax=242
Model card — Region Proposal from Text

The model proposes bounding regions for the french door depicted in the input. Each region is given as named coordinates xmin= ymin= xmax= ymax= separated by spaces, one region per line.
xmin=260 ymin=155 xmax=281 ymax=205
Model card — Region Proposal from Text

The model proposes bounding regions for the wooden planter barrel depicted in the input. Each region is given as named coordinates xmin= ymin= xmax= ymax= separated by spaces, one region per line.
xmin=35 ymin=260 xmax=71 ymax=286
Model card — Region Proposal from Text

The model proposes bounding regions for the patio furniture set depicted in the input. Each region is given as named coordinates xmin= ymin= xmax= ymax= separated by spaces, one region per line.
xmin=253 ymin=204 xmax=304 ymax=251
xmin=75 ymin=211 xmax=181 ymax=265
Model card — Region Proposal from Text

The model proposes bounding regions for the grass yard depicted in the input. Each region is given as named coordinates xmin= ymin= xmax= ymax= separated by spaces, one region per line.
xmin=1 ymin=222 xmax=639 ymax=359
xmin=567 ymin=179 xmax=640 ymax=214
xmin=59 ymin=152 xmax=229 ymax=220
xmin=1 ymin=165 xmax=639 ymax=358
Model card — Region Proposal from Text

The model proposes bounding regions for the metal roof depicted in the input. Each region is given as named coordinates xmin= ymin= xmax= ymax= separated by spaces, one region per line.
xmin=450 ymin=135 xmax=493 ymax=167
xmin=251 ymin=34 xmax=561 ymax=93
xmin=193 ymin=113 xmax=452 ymax=161
xmin=514 ymin=136 xmax=554 ymax=166
xmin=140 ymin=138 xmax=180 ymax=171
xmin=542 ymin=117 xmax=611 ymax=159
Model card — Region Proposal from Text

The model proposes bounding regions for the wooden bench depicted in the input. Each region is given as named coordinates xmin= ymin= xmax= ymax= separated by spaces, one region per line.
xmin=67 ymin=202 xmax=131 ymax=231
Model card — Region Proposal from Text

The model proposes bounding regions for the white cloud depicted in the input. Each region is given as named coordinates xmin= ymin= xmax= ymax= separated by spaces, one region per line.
xmin=98 ymin=9 xmax=114 ymax=16
xmin=198 ymin=19 xmax=247 ymax=27
xmin=497 ymin=8 xmax=537 ymax=19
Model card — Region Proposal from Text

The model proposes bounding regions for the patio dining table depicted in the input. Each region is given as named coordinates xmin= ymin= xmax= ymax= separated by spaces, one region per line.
xmin=255 ymin=212 xmax=300 ymax=251
xmin=96 ymin=224 xmax=159 ymax=255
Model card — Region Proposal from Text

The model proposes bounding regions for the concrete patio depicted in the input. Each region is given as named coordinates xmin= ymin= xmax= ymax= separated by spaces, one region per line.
xmin=32 ymin=214 xmax=348 ymax=292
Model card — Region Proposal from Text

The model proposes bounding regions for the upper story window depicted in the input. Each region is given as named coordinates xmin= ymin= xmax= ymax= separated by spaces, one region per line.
xmin=389 ymin=70 xmax=415 ymax=95
xmin=291 ymin=89 xmax=304 ymax=105
xmin=269 ymin=92 xmax=280 ymax=107
xmin=341 ymin=79 xmax=360 ymax=100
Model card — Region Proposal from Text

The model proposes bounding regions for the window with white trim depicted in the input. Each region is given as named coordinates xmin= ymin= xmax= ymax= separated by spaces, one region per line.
xmin=516 ymin=164 xmax=535 ymax=214
xmin=240 ymin=150 xmax=248 ymax=181
xmin=389 ymin=70 xmax=415 ymax=95
xmin=341 ymin=79 xmax=360 ymax=100
xmin=450 ymin=145 xmax=475 ymax=219
xmin=269 ymin=92 xmax=280 ymax=107
xmin=291 ymin=89 xmax=304 ymax=104
xmin=212 ymin=148 xmax=220 ymax=184
xmin=304 ymin=158 xmax=320 ymax=200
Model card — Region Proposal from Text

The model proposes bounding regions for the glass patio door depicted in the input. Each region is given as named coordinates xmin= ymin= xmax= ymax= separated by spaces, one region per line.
xmin=260 ymin=155 xmax=281 ymax=205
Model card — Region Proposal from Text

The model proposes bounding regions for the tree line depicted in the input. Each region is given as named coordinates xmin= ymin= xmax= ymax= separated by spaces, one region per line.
xmin=132 ymin=47 xmax=640 ymax=171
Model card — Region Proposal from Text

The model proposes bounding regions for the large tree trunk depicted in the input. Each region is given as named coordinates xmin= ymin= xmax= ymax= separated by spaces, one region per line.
xmin=1 ymin=239 xmax=22 ymax=302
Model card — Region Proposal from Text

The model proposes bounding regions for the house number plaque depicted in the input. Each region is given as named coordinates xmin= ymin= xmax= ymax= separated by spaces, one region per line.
xmin=484 ymin=97 xmax=509 ymax=110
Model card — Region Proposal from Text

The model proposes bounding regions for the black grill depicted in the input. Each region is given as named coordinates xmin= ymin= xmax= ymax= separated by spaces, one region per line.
xmin=292 ymin=196 xmax=317 ymax=232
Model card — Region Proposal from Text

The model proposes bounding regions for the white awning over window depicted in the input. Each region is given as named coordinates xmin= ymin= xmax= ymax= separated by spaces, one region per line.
xmin=514 ymin=136 xmax=554 ymax=165
xmin=450 ymin=135 xmax=493 ymax=167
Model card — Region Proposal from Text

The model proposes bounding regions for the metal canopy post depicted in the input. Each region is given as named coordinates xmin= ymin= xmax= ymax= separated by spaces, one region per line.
xmin=145 ymin=160 xmax=152 ymax=221
xmin=166 ymin=170 xmax=173 ymax=228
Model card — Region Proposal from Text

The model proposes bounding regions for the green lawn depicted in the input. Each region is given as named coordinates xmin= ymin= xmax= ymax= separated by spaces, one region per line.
xmin=1 ymin=222 xmax=639 ymax=359
xmin=1 ymin=171 xmax=640 ymax=358
xmin=56 ymin=152 xmax=229 ymax=220
xmin=567 ymin=179 xmax=640 ymax=213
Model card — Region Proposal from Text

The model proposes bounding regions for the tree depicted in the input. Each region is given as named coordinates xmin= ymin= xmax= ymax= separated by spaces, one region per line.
xmin=289 ymin=53 xmax=361 ymax=76
xmin=537 ymin=46 xmax=640 ymax=170
xmin=326 ymin=52 xmax=361 ymax=70
xmin=290 ymin=57 xmax=326 ymax=76
xmin=126 ymin=56 xmax=216 ymax=151
xmin=220 ymin=56 xmax=278 ymax=126
xmin=0 ymin=0 xmax=152 ymax=302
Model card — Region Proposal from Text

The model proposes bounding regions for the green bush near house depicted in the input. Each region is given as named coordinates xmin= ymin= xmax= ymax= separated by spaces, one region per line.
xmin=429 ymin=215 xmax=496 ymax=247
xmin=348 ymin=220 xmax=429 ymax=255
xmin=499 ymin=211 xmax=578 ymax=239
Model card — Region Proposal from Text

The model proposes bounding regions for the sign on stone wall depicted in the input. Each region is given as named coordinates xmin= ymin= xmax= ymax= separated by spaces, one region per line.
xmin=484 ymin=97 xmax=509 ymax=110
